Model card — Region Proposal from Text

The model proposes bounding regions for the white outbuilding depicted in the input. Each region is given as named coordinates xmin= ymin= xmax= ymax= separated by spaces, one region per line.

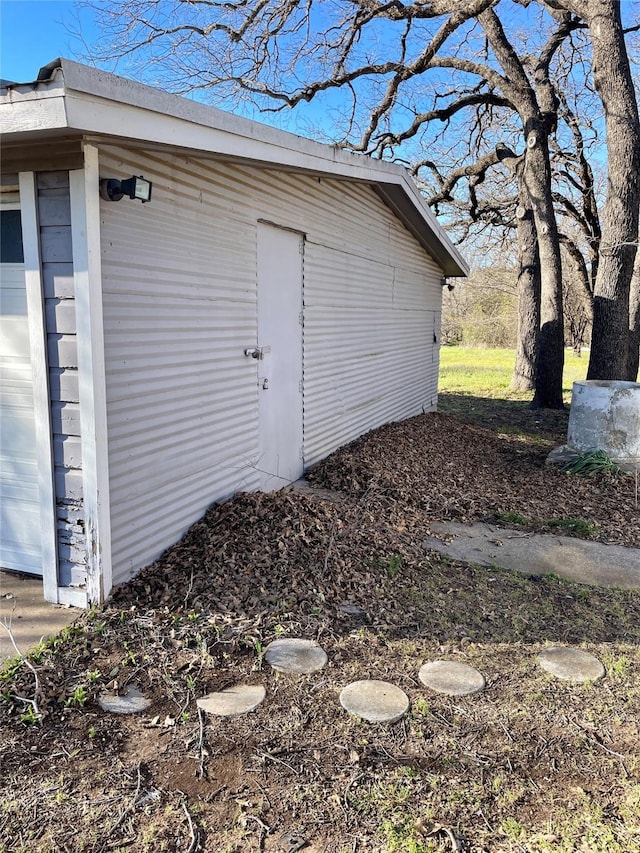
xmin=0 ymin=59 xmax=468 ymax=606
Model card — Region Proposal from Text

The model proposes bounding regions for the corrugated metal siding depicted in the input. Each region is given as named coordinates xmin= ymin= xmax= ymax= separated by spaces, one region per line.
xmin=37 ymin=171 xmax=86 ymax=588
xmin=99 ymin=146 xmax=444 ymax=585
xmin=99 ymin=149 xmax=260 ymax=585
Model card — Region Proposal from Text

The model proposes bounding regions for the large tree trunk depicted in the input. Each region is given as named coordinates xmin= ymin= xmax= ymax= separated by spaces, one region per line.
xmin=479 ymin=8 xmax=565 ymax=408
xmin=578 ymin=0 xmax=640 ymax=379
xmin=511 ymin=173 xmax=541 ymax=391
xmin=524 ymin=120 xmax=565 ymax=409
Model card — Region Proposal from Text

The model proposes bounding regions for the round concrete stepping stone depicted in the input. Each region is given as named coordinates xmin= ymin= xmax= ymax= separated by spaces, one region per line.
xmin=538 ymin=646 xmax=605 ymax=682
xmin=264 ymin=638 xmax=328 ymax=674
xmin=339 ymin=679 xmax=409 ymax=723
xmin=98 ymin=684 xmax=151 ymax=714
xmin=196 ymin=684 xmax=266 ymax=717
xmin=418 ymin=660 xmax=485 ymax=696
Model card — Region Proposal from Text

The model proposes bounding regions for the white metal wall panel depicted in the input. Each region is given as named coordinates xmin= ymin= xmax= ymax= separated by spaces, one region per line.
xmin=99 ymin=146 xmax=445 ymax=585
xmin=99 ymin=149 xmax=261 ymax=585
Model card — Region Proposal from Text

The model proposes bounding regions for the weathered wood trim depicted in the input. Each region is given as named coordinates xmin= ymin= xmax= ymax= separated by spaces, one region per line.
xmin=57 ymin=586 xmax=88 ymax=608
xmin=1 ymin=139 xmax=83 ymax=175
xmin=70 ymin=145 xmax=112 ymax=604
xmin=18 ymin=171 xmax=59 ymax=603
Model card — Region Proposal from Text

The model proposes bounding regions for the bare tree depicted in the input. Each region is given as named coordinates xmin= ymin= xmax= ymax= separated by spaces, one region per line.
xmin=83 ymin=0 xmax=639 ymax=390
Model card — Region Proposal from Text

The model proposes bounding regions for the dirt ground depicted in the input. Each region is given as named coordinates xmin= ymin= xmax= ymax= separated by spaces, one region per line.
xmin=2 ymin=398 xmax=640 ymax=853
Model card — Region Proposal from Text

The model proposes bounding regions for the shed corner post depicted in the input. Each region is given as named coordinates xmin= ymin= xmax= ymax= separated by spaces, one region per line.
xmin=70 ymin=144 xmax=112 ymax=605
xmin=17 ymin=171 xmax=59 ymax=604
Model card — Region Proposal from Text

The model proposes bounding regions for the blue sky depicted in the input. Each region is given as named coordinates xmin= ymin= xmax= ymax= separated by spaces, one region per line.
xmin=0 ymin=0 xmax=93 ymax=83
xmin=0 ymin=0 xmax=336 ymax=136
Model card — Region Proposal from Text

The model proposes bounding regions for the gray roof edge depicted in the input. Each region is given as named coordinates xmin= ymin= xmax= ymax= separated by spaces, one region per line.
xmin=5 ymin=58 xmax=468 ymax=276
xmin=375 ymin=184 xmax=469 ymax=277
xmin=54 ymin=58 xmax=405 ymax=178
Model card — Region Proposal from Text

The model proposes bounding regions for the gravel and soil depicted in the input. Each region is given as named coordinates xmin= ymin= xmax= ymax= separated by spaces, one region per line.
xmin=1 ymin=397 xmax=640 ymax=853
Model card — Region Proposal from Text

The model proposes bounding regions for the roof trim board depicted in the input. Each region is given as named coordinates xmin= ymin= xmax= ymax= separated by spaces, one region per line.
xmin=1 ymin=58 xmax=468 ymax=276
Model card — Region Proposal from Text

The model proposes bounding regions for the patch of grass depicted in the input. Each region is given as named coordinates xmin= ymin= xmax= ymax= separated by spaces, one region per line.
xmin=381 ymin=818 xmax=435 ymax=852
xmin=546 ymin=517 xmax=598 ymax=537
xmin=562 ymin=450 xmax=623 ymax=477
xmin=365 ymin=553 xmax=404 ymax=578
xmin=520 ymin=791 xmax=640 ymax=852
xmin=439 ymin=346 xmax=587 ymax=401
xmin=496 ymin=510 xmax=528 ymax=525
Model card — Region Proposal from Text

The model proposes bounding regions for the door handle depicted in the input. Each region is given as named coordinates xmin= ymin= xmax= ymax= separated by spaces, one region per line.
xmin=244 ymin=346 xmax=272 ymax=360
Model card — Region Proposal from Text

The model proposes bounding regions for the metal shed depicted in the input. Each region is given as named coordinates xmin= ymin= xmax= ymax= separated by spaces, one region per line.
xmin=0 ymin=59 xmax=468 ymax=606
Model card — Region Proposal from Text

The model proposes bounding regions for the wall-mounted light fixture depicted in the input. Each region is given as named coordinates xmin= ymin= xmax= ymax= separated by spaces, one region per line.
xmin=441 ymin=276 xmax=455 ymax=292
xmin=99 ymin=175 xmax=153 ymax=203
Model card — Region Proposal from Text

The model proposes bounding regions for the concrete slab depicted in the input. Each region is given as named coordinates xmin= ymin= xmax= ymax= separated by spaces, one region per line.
xmin=0 ymin=570 xmax=76 ymax=665
xmin=339 ymin=679 xmax=409 ymax=723
xmin=418 ymin=660 xmax=485 ymax=696
xmin=264 ymin=638 xmax=328 ymax=674
xmin=98 ymin=684 xmax=152 ymax=714
xmin=197 ymin=684 xmax=266 ymax=717
xmin=424 ymin=522 xmax=640 ymax=589
xmin=538 ymin=647 xmax=605 ymax=682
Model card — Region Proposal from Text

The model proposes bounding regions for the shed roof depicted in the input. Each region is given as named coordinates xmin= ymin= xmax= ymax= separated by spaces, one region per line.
xmin=0 ymin=58 xmax=468 ymax=276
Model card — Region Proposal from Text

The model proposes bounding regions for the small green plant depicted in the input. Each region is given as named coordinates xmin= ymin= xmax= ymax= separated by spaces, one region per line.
xmin=65 ymin=686 xmax=87 ymax=708
xmin=20 ymin=706 xmax=40 ymax=725
xmin=185 ymin=674 xmax=196 ymax=691
xmin=412 ymin=697 xmax=430 ymax=716
xmin=0 ymin=655 xmax=23 ymax=683
xmin=384 ymin=553 xmax=404 ymax=578
xmin=86 ymin=668 xmax=100 ymax=683
xmin=29 ymin=641 xmax=48 ymax=665
xmin=381 ymin=818 xmax=433 ymax=852
xmin=88 ymin=725 xmax=97 ymax=739
xmin=496 ymin=510 xmax=528 ymax=525
xmin=562 ymin=449 xmax=622 ymax=477
xmin=501 ymin=817 xmax=525 ymax=840
xmin=120 ymin=643 xmax=136 ymax=666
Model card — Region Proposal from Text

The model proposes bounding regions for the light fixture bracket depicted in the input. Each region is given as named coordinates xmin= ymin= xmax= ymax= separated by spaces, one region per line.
xmin=99 ymin=175 xmax=153 ymax=203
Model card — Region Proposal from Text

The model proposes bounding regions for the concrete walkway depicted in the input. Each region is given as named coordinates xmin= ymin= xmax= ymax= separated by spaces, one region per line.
xmin=0 ymin=571 xmax=76 ymax=664
xmin=424 ymin=521 xmax=640 ymax=589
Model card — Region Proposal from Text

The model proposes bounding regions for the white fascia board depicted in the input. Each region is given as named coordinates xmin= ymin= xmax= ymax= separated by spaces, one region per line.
xmin=0 ymin=91 xmax=68 ymax=135
xmin=3 ymin=58 xmax=468 ymax=276
xmin=63 ymin=91 xmax=387 ymax=183
xmin=57 ymin=59 xmax=401 ymax=179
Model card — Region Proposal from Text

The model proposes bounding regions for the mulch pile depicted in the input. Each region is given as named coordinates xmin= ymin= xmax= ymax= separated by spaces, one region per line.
xmin=106 ymin=411 xmax=639 ymax=637
xmin=308 ymin=412 xmax=640 ymax=547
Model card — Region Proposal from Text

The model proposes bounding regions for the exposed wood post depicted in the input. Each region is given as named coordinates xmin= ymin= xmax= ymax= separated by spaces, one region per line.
xmin=70 ymin=145 xmax=112 ymax=604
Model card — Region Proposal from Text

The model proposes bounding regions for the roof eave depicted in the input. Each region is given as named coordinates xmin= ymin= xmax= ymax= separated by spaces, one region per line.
xmin=1 ymin=58 xmax=468 ymax=276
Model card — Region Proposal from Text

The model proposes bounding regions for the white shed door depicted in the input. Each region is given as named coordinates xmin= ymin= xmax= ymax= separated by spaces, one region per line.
xmin=257 ymin=223 xmax=304 ymax=491
xmin=0 ymin=205 xmax=42 ymax=575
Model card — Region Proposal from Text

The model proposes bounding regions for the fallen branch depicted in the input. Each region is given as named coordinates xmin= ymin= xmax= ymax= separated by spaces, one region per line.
xmin=182 ymin=801 xmax=198 ymax=853
xmin=0 ymin=616 xmax=41 ymax=721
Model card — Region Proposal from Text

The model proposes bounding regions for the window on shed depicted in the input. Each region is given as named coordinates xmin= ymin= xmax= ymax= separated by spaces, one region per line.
xmin=0 ymin=209 xmax=24 ymax=263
